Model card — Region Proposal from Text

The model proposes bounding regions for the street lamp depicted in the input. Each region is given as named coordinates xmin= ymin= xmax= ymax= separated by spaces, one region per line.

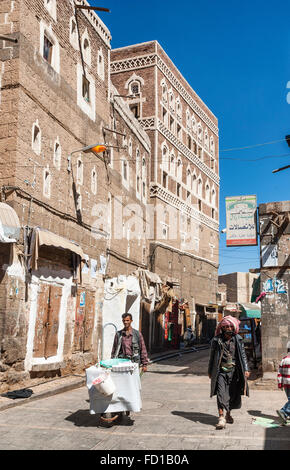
xmin=67 ymin=143 xmax=107 ymax=172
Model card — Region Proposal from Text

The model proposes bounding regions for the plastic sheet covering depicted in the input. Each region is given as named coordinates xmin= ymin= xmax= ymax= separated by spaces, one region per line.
xmin=0 ymin=203 xmax=21 ymax=242
xmin=86 ymin=363 xmax=142 ymax=414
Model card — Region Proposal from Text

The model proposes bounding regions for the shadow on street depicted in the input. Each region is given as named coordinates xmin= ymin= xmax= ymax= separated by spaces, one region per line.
xmin=171 ymin=410 xmax=217 ymax=427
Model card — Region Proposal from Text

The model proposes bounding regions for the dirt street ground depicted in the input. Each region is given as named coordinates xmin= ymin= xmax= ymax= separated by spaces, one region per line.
xmin=0 ymin=349 xmax=289 ymax=451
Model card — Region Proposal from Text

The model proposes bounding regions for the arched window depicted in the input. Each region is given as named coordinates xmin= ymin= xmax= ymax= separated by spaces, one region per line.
xmin=192 ymin=173 xmax=197 ymax=193
xmin=69 ymin=17 xmax=78 ymax=49
xmin=211 ymin=188 xmax=216 ymax=207
xmin=43 ymin=168 xmax=51 ymax=198
xmin=128 ymin=139 xmax=133 ymax=157
xmin=197 ymin=124 xmax=203 ymax=142
xmin=77 ymin=157 xmax=83 ymax=185
xmin=204 ymin=129 xmax=209 ymax=149
xmin=186 ymin=167 xmax=191 ymax=187
xmin=176 ymin=157 xmax=183 ymax=180
xmin=170 ymin=152 xmax=176 ymax=176
xmin=53 ymin=140 xmax=61 ymax=170
xmin=205 ymin=183 xmax=210 ymax=202
xmin=161 ymin=80 xmax=168 ymax=103
xmin=32 ymin=121 xmax=41 ymax=155
xmin=162 ymin=144 xmax=169 ymax=172
xmin=210 ymin=136 xmax=215 ymax=155
xmin=91 ymin=167 xmax=97 ymax=195
xmin=82 ymin=32 xmax=91 ymax=66
xmin=97 ymin=48 xmax=105 ymax=80
xmin=197 ymin=177 xmax=203 ymax=198
xmin=130 ymin=81 xmax=140 ymax=96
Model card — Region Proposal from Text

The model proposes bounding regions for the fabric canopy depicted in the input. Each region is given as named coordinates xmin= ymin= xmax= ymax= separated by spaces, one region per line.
xmin=30 ymin=227 xmax=85 ymax=271
xmin=0 ymin=202 xmax=21 ymax=243
xmin=238 ymin=302 xmax=261 ymax=319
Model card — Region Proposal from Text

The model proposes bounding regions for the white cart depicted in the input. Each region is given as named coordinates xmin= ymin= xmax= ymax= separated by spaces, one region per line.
xmin=86 ymin=361 xmax=142 ymax=423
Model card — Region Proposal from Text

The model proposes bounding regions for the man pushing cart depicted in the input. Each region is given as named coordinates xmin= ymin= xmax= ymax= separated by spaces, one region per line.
xmin=86 ymin=313 xmax=149 ymax=426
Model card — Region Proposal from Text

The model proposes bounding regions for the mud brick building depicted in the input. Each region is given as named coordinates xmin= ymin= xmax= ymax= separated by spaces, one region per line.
xmin=111 ymin=41 xmax=220 ymax=335
xmin=259 ymin=201 xmax=290 ymax=372
xmin=0 ymin=0 xmax=150 ymax=391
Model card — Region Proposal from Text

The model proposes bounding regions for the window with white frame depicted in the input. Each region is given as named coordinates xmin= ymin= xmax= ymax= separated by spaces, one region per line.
xmin=162 ymin=107 xmax=168 ymax=126
xmin=162 ymin=144 xmax=169 ymax=172
xmin=161 ymin=81 xmax=168 ymax=103
xmin=53 ymin=140 xmax=61 ymax=169
xmin=192 ymin=173 xmax=197 ymax=193
xmin=40 ymin=22 xmax=60 ymax=74
xmin=44 ymin=0 xmax=57 ymax=21
xmin=43 ymin=168 xmax=51 ymax=198
xmin=97 ymin=48 xmax=105 ymax=81
xmin=130 ymin=81 xmax=140 ymax=96
xmin=82 ymin=32 xmax=91 ymax=66
xmin=32 ymin=121 xmax=41 ymax=155
xmin=186 ymin=110 xmax=191 ymax=129
xmin=77 ymin=157 xmax=83 ymax=185
xmin=176 ymin=157 xmax=182 ymax=180
xmin=176 ymin=98 xmax=182 ymax=119
xmin=192 ymin=116 xmax=196 ymax=134
xmin=160 ymin=221 xmax=169 ymax=240
xmin=204 ymin=129 xmax=209 ymax=149
xmin=197 ymin=124 xmax=203 ymax=142
xmin=205 ymin=183 xmax=210 ymax=202
xmin=128 ymin=139 xmax=132 ymax=157
xmin=169 ymin=89 xmax=175 ymax=112
xmin=170 ymin=152 xmax=175 ymax=176
xmin=69 ymin=17 xmax=78 ymax=49
xmin=91 ymin=167 xmax=97 ymax=195
xmin=210 ymin=136 xmax=215 ymax=155
xmin=186 ymin=167 xmax=191 ymax=187
xmin=136 ymin=149 xmax=141 ymax=196
xmin=197 ymin=177 xmax=203 ymax=198
xmin=211 ymin=188 xmax=216 ymax=207
xmin=77 ymin=64 xmax=95 ymax=121
xmin=122 ymin=159 xmax=129 ymax=187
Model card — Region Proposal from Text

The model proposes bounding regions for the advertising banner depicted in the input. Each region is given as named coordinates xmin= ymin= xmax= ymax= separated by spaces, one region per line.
xmin=226 ymin=195 xmax=258 ymax=247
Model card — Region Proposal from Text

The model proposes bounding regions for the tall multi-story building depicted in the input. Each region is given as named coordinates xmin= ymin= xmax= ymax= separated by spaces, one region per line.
xmin=111 ymin=41 xmax=220 ymax=328
xmin=0 ymin=0 xmax=150 ymax=391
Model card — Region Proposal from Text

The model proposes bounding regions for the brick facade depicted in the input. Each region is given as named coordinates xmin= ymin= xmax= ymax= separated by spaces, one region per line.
xmin=111 ymin=41 xmax=220 ymax=318
xmin=259 ymin=201 xmax=290 ymax=372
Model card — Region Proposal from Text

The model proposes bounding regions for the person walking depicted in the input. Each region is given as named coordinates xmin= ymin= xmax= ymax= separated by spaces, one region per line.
xmin=276 ymin=341 xmax=290 ymax=425
xmin=208 ymin=316 xmax=250 ymax=430
xmin=111 ymin=313 xmax=149 ymax=425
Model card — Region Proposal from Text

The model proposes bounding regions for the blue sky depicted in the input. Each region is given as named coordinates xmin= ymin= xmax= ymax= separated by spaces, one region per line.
xmin=94 ymin=0 xmax=290 ymax=274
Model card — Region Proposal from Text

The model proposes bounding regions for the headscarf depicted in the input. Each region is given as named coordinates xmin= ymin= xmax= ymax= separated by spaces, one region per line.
xmin=215 ymin=315 xmax=240 ymax=336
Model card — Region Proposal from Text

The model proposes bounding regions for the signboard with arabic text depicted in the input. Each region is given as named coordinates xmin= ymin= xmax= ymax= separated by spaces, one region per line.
xmin=226 ymin=195 xmax=258 ymax=247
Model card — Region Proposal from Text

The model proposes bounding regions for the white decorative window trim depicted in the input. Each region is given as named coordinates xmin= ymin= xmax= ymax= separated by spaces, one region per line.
xmin=69 ymin=16 xmax=79 ymax=50
xmin=77 ymin=63 xmax=96 ymax=121
xmin=125 ymin=72 xmax=145 ymax=90
xmin=39 ymin=20 xmax=60 ymax=74
xmin=32 ymin=120 xmax=41 ymax=155
xmin=43 ymin=167 xmax=51 ymax=199
xmin=44 ymin=0 xmax=57 ymax=21
xmin=91 ymin=167 xmax=97 ymax=195
xmin=82 ymin=29 xmax=91 ymax=67
xmin=97 ymin=47 xmax=105 ymax=81
xmin=111 ymin=52 xmax=219 ymax=136
xmin=150 ymin=182 xmax=219 ymax=233
xmin=53 ymin=138 xmax=61 ymax=170
xmin=77 ymin=156 xmax=83 ymax=186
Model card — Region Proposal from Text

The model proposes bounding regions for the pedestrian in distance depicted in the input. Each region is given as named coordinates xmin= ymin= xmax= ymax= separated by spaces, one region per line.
xmin=208 ymin=315 xmax=250 ymax=430
xmin=111 ymin=313 xmax=149 ymax=424
xmin=276 ymin=341 xmax=290 ymax=425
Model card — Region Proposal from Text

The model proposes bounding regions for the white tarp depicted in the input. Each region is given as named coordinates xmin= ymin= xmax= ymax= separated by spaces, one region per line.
xmin=102 ymin=275 xmax=141 ymax=361
xmin=86 ymin=364 xmax=142 ymax=414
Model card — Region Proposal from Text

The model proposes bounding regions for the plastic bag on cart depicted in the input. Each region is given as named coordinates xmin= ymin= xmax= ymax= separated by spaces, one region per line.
xmin=86 ymin=365 xmax=115 ymax=395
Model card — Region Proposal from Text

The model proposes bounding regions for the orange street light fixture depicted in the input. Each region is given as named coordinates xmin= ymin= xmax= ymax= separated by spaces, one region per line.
xmin=68 ymin=143 xmax=107 ymax=171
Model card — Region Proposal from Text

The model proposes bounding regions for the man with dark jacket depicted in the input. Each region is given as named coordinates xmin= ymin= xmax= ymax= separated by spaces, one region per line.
xmin=208 ymin=316 xmax=250 ymax=429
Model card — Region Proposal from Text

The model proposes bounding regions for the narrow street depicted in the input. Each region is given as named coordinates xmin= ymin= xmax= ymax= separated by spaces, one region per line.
xmin=0 ymin=349 xmax=289 ymax=451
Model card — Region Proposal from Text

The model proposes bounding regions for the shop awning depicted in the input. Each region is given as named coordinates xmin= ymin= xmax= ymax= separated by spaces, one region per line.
xmin=238 ymin=302 xmax=261 ymax=319
xmin=30 ymin=227 xmax=85 ymax=270
xmin=0 ymin=202 xmax=21 ymax=242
